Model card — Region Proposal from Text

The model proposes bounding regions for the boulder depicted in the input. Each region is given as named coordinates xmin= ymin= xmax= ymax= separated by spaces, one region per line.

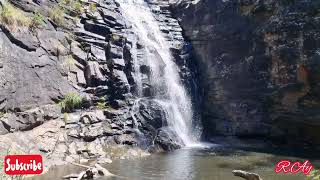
xmin=154 ymin=128 xmax=182 ymax=151
xmin=232 ymin=170 xmax=263 ymax=180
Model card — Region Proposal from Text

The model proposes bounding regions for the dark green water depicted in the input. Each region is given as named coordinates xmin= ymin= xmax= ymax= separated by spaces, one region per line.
xmin=33 ymin=145 xmax=319 ymax=180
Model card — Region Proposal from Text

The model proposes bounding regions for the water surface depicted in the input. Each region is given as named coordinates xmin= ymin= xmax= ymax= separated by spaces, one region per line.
xmin=34 ymin=146 xmax=319 ymax=180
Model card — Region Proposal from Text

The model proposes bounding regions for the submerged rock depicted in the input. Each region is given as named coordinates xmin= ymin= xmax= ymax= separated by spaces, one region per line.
xmin=232 ymin=170 xmax=263 ymax=180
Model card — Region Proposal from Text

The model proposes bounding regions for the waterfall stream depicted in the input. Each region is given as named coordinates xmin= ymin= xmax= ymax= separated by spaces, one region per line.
xmin=117 ymin=0 xmax=198 ymax=146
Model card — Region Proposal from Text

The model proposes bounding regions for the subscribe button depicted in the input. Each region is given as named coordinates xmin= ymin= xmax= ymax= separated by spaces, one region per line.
xmin=4 ymin=155 xmax=43 ymax=175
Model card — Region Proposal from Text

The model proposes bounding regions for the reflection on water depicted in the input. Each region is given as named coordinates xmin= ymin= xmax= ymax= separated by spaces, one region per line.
xmin=33 ymin=146 xmax=319 ymax=180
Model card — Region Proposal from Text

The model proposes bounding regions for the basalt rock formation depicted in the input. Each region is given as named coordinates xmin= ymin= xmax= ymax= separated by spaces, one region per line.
xmin=0 ymin=0 xmax=197 ymax=167
xmin=171 ymin=0 xmax=320 ymax=146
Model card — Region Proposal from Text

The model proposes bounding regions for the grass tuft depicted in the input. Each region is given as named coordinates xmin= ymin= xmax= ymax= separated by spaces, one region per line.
xmin=30 ymin=11 xmax=44 ymax=31
xmin=49 ymin=6 xmax=65 ymax=27
xmin=59 ymin=92 xmax=83 ymax=112
xmin=97 ymin=102 xmax=107 ymax=110
xmin=89 ymin=3 xmax=97 ymax=13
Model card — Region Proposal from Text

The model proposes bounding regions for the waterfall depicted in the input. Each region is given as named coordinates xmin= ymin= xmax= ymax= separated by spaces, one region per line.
xmin=117 ymin=0 xmax=198 ymax=146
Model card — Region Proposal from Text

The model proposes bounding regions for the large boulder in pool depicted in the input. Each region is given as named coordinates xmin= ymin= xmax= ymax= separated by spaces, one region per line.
xmin=133 ymin=99 xmax=183 ymax=151
xmin=137 ymin=99 xmax=166 ymax=130
xmin=154 ymin=127 xmax=183 ymax=151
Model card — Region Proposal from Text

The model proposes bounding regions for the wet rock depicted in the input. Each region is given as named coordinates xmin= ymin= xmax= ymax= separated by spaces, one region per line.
xmin=232 ymin=170 xmax=263 ymax=180
xmin=140 ymin=65 xmax=151 ymax=75
xmin=154 ymin=128 xmax=182 ymax=151
xmin=62 ymin=163 xmax=115 ymax=180
xmin=112 ymin=69 xmax=130 ymax=90
xmin=137 ymin=99 xmax=166 ymax=130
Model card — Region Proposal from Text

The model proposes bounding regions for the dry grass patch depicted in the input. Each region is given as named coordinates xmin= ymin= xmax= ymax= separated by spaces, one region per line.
xmin=0 ymin=1 xmax=31 ymax=30
xmin=49 ymin=6 xmax=66 ymax=27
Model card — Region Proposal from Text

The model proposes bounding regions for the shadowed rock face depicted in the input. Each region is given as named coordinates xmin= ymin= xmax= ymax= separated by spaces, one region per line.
xmin=172 ymin=0 xmax=320 ymax=145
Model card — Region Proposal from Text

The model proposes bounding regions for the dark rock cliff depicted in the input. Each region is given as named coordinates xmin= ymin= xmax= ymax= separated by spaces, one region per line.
xmin=172 ymin=0 xmax=320 ymax=146
xmin=0 ymin=0 xmax=196 ymax=165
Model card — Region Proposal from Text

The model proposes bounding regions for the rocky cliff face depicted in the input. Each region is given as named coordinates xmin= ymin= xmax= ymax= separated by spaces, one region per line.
xmin=0 ymin=0 xmax=196 ymax=166
xmin=172 ymin=0 xmax=320 ymax=146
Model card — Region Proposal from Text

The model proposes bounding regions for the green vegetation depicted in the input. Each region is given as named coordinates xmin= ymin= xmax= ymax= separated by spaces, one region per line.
xmin=60 ymin=0 xmax=84 ymax=16
xmin=96 ymin=97 xmax=113 ymax=110
xmin=97 ymin=102 xmax=107 ymax=110
xmin=49 ymin=6 xmax=65 ymax=26
xmin=63 ymin=112 xmax=69 ymax=123
xmin=59 ymin=92 xmax=83 ymax=112
xmin=48 ymin=0 xmax=85 ymax=26
xmin=0 ymin=1 xmax=30 ymax=30
xmin=0 ymin=1 xmax=45 ymax=32
xmin=89 ymin=3 xmax=98 ymax=13
xmin=307 ymin=169 xmax=320 ymax=180
xmin=30 ymin=11 xmax=44 ymax=31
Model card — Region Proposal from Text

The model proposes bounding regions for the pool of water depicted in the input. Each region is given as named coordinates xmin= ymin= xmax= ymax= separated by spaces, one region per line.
xmin=33 ymin=145 xmax=319 ymax=180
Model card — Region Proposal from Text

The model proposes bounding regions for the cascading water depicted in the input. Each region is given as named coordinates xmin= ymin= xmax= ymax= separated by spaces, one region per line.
xmin=117 ymin=0 xmax=199 ymax=146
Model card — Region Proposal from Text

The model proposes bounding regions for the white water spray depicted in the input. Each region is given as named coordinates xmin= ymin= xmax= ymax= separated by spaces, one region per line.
xmin=117 ymin=0 xmax=199 ymax=146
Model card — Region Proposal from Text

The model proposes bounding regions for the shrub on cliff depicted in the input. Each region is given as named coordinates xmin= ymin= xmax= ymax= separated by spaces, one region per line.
xmin=60 ymin=0 xmax=84 ymax=17
xmin=0 ymin=1 xmax=30 ymax=30
xmin=30 ymin=11 xmax=44 ymax=31
xmin=59 ymin=92 xmax=83 ymax=112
